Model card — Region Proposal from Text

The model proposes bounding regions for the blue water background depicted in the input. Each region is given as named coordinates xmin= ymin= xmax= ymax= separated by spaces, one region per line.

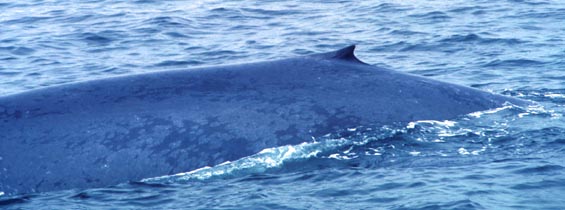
xmin=1 ymin=0 xmax=564 ymax=209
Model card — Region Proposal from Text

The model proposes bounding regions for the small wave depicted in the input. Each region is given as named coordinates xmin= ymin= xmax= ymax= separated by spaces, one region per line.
xmin=163 ymin=32 xmax=189 ymax=38
xmin=371 ymin=41 xmax=431 ymax=52
xmin=10 ymin=47 xmax=35 ymax=56
xmin=408 ymin=11 xmax=451 ymax=20
xmin=0 ymin=46 xmax=36 ymax=56
xmin=483 ymin=59 xmax=545 ymax=68
xmin=439 ymin=33 xmax=525 ymax=45
xmin=79 ymin=33 xmax=114 ymax=46
xmin=240 ymin=8 xmax=303 ymax=16
xmin=143 ymin=16 xmax=193 ymax=27
xmin=134 ymin=0 xmax=158 ymax=3
xmin=0 ymin=71 xmax=21 ymax=76
xmin=512 ymin=165 xmax=565 ymax=175
xmin=62 ymin=14 xmax=94 ymax=23
xmin=388 ymin=29 xmax=427 ymax=36
xmin=2 ymin=16 xmax=51 ymax=25
xmin=508 ymin=0 xmax=550 ymax=6
xmin=153 ymin=60 xmax=203 ymax=67
xmin=447 ymin=6 xmax=487 ymax=14
xmin=370 ymin=3 xmax=411 ymax=13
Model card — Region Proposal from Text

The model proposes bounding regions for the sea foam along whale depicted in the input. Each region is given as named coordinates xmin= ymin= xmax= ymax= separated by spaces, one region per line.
xmin=0 ymin=45 xmax=528 ymax=195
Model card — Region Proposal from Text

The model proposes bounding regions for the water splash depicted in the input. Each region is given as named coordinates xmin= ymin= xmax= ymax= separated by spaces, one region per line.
xmin=144 ymin=139 xmax=347 ymax=182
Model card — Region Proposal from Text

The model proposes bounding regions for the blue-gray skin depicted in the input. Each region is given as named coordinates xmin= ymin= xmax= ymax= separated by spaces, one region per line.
xmin=0 ymin=45 xmax=527 ymax=195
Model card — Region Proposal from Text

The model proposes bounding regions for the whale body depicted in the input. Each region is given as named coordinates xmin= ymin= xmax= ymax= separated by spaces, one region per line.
xmin=0 ymin=45 xmax=526 ymax=195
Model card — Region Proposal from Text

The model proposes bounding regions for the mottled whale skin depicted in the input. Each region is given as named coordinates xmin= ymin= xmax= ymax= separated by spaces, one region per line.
xmin=0 ymin=46 xmax=526 ymax=195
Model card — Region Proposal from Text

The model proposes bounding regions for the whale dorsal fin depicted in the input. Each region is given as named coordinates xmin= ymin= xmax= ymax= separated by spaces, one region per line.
xmin=332 ymin=45 xmax=357 ymax=60
xmin=315 ymin=45 xmax=367 ymax=64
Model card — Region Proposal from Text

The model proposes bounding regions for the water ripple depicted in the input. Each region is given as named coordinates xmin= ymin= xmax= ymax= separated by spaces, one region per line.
xmin=483 ymin=59 xmax=545 ymax=68
xmin=512 ymin=164 xmax=564 ymax=175
xmin=439 ymin=33 xmax=525 ymax=45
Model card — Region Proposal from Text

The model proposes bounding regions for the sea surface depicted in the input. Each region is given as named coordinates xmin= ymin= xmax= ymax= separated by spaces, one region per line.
xmin=1 ymin=0 xmax=564 ymax=209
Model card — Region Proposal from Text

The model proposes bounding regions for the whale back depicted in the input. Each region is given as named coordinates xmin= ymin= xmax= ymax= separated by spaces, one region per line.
xmin=0 ymin=46 xmax=525 ymax=195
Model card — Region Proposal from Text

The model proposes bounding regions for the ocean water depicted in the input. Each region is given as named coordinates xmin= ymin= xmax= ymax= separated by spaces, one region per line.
xmin=1 ymin=0 xmax=564 ymax=209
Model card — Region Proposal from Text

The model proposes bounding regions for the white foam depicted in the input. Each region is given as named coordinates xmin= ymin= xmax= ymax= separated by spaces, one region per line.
xmin=457 ymin=147 xmax=485 ymax=156
xmin=409 ymin=151 xmax=421 ymax=156
xmin=544 ymin=93 xmax=565 ymax=98
xmin=468 ymin=105 xmax=514 ymax=118
xmin=458 ymin=147 xmax=470 ymax=155
xmin=143 ymin=138 xmax=353 ymax=182
xmin=407 ymin=120 xmax=456 ymax=129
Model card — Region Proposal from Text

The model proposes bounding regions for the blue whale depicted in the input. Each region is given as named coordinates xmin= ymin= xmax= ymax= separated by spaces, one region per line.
xmin=0 ymin=45 xmax=527 ymax=195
